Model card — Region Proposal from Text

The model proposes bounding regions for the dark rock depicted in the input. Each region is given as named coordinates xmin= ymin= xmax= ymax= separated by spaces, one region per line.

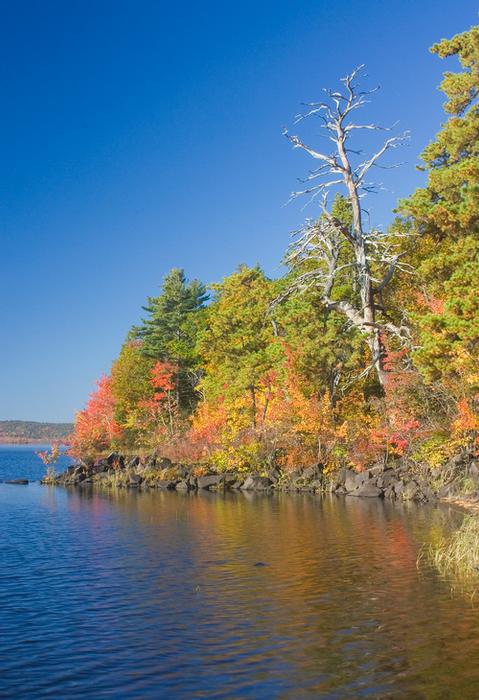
xmin=128 ymin=474 xmax=142 ymax=487
xmin=197 ymin=474 xmax=224 ymax=490
xmin=241 ymin=476 xmax=273 ymax=491
xmin=376 ymin=471 xmax=396 ymax=489
xmin=126 ymin=456 xmax=140 ymax=469
xmin=92 ymin=462 xmax=109 ymax=474
xmin=106 ymin=452 xmax=121 ymax=466
xmin=288 ymin=469 xmax=302 ymax=482
xmin=353 ymin=482 xmax=383 ymax=498
xmin=384 ymin=485 xmax=395 ymax=499
xmin=393 ymin=480 xmax=404 ymax=496
xmin=303 ymin=464 xmax=321 ymax=481
xmin=157 ymin=458 xmax=173 ymax=470
xmin=421 ymin=486 xmax=436 ymax=502
xmin=267 ymin=467 xmax=281 ymax=483
xmin=5 ymin=479 xmax=28 ymax=485
xmin=402 ymin=482 xmax=421 ymax=501
xmin=344 ymin=469 xmax=370 ymax=493
xmin=177 ymin=464 xmax=190 ymax=479
xmin=155 ymin=480 xmax=177 ymax=490
xmin=368 ymin=462 xmax=387 ymax=475
xmin=222 ymin=473 xmax=239 ymax=486
xmin=310 ymin=478 xmax=325 ymax=491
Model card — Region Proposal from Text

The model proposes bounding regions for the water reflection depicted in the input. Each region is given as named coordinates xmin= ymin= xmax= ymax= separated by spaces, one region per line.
xmin=0 ymin=485 xmax=477 ymax=698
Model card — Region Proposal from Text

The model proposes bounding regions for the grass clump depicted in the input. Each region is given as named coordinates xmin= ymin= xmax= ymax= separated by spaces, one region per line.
xmin=430 ymin=516 xmax=479 ymax=591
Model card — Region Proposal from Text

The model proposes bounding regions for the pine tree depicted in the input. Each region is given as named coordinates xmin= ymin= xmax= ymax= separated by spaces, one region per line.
xmin=135 ymin=268 xmax=208 ymax=413
xmin=398 ymin=24 xmax=479 ymax=431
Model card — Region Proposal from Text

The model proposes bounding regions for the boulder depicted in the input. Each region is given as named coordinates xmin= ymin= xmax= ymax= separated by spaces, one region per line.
xmin=241 ymin=476 xmax=273 ymax=491
xmin=176 ymin=481 xmax=189 ymax=490
xmin=354 ymin=482 xmax=383 ymax=498
xmin=393 ymin=480 xmax=404 ymax=497
xmin=197 ymin=474 xmax=224 ymax=490
xmin=303 ymin=464 xmax=321 ymax=481
xmin=155 ymin=480 xmax=177 ymax=490
xmin=402 ymin=482 xmax=421 ymax=501
xmin=376 ymin=470 xmax=396 ymax=489
xmin=383 ymin=485 xmax=395 ymax=499
xmin=344 ymin=469 xmax=370 ymax=493
xmin=267 ymin=467 xmax=281 ymax=483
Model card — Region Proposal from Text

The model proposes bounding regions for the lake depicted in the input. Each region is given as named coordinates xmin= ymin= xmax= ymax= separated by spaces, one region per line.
xmin=1 ymin=445 xmax=479 ymax=698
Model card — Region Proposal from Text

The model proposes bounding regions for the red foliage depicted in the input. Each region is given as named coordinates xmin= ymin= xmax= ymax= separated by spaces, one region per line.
xmin=415 ymin=291 xmax=445 ymax=314
xmin=138 ymin=361 xmax=179 ymax=441
xmin=374 ymin=340 xmax=421 ymax=456
xmin=151 ymin=361 xmax=176 ymax=400
xmin=69 ymin=375 xmax=122 ymax=457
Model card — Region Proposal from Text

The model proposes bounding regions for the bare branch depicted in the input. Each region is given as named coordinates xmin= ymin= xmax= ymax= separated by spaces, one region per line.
xmin=356 ymin=132 xmax=410 ymax=183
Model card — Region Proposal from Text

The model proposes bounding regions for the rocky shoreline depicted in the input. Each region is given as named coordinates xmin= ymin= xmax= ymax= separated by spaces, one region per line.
xmin=39 ymin=449 xmax=479 ymax=504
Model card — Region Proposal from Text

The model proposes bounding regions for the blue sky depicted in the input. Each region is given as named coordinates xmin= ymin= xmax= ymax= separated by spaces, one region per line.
xmin=1 ymin=0 xmax=477 ymax=422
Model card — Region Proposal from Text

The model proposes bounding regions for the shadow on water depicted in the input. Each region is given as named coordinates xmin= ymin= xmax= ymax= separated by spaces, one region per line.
xmin=1 ymin=479 xmax=478 ymax=698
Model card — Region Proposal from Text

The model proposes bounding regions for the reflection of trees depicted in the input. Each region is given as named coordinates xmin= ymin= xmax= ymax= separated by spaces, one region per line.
xmin=69 ymin=488 xmax=479 ymax=697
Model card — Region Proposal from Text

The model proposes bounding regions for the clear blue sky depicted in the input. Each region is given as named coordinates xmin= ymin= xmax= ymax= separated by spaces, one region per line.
xmin=1 ymin=0 xmax=477 ymax=422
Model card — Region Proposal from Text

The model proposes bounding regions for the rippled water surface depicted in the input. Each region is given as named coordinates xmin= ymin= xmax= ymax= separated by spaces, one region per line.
xmin=1 ymin=447 xmax=479 ymax=698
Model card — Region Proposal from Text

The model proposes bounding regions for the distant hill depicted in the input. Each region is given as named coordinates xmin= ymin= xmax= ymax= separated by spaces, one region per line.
xmin=0 ymin=421 xmax=73 ymax=444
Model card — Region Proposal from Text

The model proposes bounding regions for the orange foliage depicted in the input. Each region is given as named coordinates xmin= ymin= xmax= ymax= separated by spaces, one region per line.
xmin=137 ymin=361 xmax=179 ymax=444
xmin=69 ymin=376 xmax=122 ymax=458
xmin=415 ymin=291 xmax=445 ymax=314
xmin=371 ymin=342 xmax=421 ymax=457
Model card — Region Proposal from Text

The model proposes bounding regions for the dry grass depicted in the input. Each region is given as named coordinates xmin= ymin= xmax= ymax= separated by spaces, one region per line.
xmin=428 ymin=515 xmax=479 ymax=595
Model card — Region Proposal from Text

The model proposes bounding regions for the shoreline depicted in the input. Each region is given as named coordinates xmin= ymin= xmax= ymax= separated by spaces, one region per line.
xmin=39 ymin=452 xmax=446 ymax=503
xmin=37 ymin=446 xmax=479 ymax=509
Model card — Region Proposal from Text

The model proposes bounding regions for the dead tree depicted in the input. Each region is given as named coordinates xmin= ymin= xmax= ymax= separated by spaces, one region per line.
xmin=281 ymin=66 xmax=412 ymax=388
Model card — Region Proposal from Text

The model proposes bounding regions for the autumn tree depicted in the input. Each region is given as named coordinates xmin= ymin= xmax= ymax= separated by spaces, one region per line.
xmin=70 ymin=376 xmax=122 ymax=458
xmin=198 ymin=266 xmax=279 ymax=431
xmin=110 ymin=341 xmax=156 ymax=448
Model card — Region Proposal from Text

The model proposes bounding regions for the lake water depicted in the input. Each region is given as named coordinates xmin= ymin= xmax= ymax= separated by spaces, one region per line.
xmin=1 ymin=446 xmax=479 ymax=698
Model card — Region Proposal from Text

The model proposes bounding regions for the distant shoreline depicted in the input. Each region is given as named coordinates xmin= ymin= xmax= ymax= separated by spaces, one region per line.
xmin=0 ymin=420 xmax=72 ymax=445
xmin=0 ymin=438 xmax=69 ymax=445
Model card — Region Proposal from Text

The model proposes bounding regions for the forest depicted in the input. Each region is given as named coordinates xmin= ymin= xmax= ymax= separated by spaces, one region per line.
xmin=69 ymin=24 xmax=479 ymax=476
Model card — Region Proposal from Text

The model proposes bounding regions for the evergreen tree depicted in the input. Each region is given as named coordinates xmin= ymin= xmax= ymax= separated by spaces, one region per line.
xmin=399 ymin=25 xmax=479 ymax=399
xmin=136 ymin=268 xmax=208 ymax=413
